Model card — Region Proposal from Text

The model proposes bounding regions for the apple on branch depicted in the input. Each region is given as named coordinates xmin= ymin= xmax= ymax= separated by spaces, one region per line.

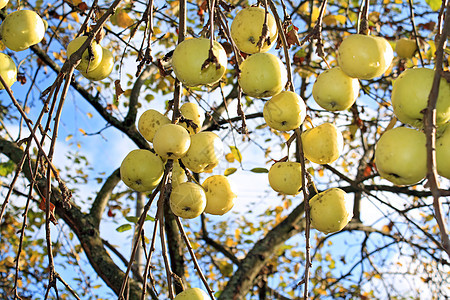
xmin=436 ymin=122 xmax=450 ymax=179
xmin=174 ymin=288 xmax=209 ymax=300
xmin=0 ymin=53 xmax=17 ymax=89
xmin=268 ymin=161 xmax=303 ymax=195
xmin=180 ymin=102 xmax=205 ymax=135
xmin=81 ymin=47 xmax=115 ymax=81
xmin=395 ymin=38 xmax=418 ymax=59
xmin=202 ymin=175 xmax=236 ymax=215
xmin=263 ymin=91 xmax=307 ymax=131
xmin=181 ymin=131 xmax=223 ymax=173
xmin=153 ymin=124 xmax=191 ymax=160
xmin=138 ymin=109 xmax=171 ymax=143
xmin=301 ymin=123 xmax=344 ymax=164
xmin=170 ymin=182 xmax=207 ymax=219
xmin=66 ymin=36 xmax=103 ymax=72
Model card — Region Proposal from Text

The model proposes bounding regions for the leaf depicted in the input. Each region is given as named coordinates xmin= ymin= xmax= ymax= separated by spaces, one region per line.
xmin=38 ymin=198 xmax=57 ymax=224
xmin=425 ymin=0 xmax=441 ymax=11
xmin=250 ymin=167 xmax=268 ymax=173
xmin=0 ymin=160 xmax=16 ymax=176
xmin=229 ymin=146 xmax=242 ymax=163
xmin=225 ymin=153 xmax=235 ymax=163
xmin=116 ymin=224 xmax=132 ymax=232
xmin=224 ymin=168 xmax=237 ymax=176
xmin=111 ymin=9 xmax=134 ymax=28
xmin=114 ymin=80 xmax=125 ymax=98
xmin=323 ymin=15 xmax=346 ymax=26
xmin=79 ymin=128 xmax=87 ymax=135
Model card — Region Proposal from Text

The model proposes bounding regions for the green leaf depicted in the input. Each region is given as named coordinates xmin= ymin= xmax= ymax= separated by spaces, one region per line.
xmin=116 ymin=224 xmax=132 ymax=232
xmin=250 ymin=167 xmax=268 ymax=173
xmin=224 ymin=168 xmax=237 ymax=176
xmin=0 ymin=160 xmax=16 ymax=176
xmin=125 ymin=215 xmax=155 ymax=223
xmin=425 ymin=0 xmax=441 ymax=11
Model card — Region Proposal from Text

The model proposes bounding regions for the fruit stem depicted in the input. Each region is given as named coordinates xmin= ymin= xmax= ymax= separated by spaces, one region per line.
xmin=357 ymin=0 xmax=370 ymax=35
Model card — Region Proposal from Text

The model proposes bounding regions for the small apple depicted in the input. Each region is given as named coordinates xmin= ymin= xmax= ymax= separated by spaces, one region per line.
xmin=81 ymin=47 xmax=114 ymax=81
xmin=202 ymin=175 xmax=236 ymax=215
xmin=138 ymin=109 xmax=171 ymax=143
xmin=436 ymin=122 xmax=450 ymax=179
xmin=170 ymin=182 xmax=207 ymax=219
xmin=375 ymin=127 xmax=427 ymax=185
xmin=238 ymin=52 xmax=287 ymax=98
xmin=310 ymin=188 xmax=352 ymax=234
xmin=391 ymin=68 xmax=450 ymax=128
xmin=312 ymin=67 xmax=360 ymax=111
xmin=337 ymin=34 xmax=393 ymax=80
xmin=66 ymin=36 xmax=103 ymax=72
xmin=268 ymin=161 xmax=302 ymax=195
xmin=301 ymin=123 xmax=344 ymax=164
xmin=263 ymin=91 xmax=307 ymax=131
xmin=230 ymin=6 xmax=278 ymax=54
xmin=120 ymin=149 xmax=164 ymax=192
xmin=171 ymin=37 xmax=227 ymax=87
xmin=0 ymin=53 xmax=17 ymax=89
xmin=171 ymin=160 xmax=187 ymax=188
xmin=181 ymin=132 xmax=223 ymax=173
xmin=174 ymin=288 xmax=209 ymax=300
xmin=180 ymin=102 xmax=204 ymax=134
xmin=395 ymin=38 xmax=417 ymax=59
xmin=0 ymin=0 xmax=9 ymax=9
xmin=153 ymin=124 xmax=191 ymax=160
xmin=0 ymin=10 xmax=46 ymax=52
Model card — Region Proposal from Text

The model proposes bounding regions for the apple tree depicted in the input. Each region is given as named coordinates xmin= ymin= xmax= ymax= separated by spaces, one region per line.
xmin=0 ymin=0 xmax=449 ymax=299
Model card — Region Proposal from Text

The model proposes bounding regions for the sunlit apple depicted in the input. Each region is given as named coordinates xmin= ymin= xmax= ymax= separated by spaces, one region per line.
xmin=171 ymin=160 xmax=187 ymax=188
xmin=66 ymin=36 xmax=103 ymax=72
xmin=301 ymin=123 xmax=344 ymax=164
xmin=436 ymin=122 xmax=450 ymax=179
xmin=0 ymin=53 xmax=17 ymax=90
xmin=138 ymin=109 xmax=171 ymax=143
xmin=174 ymin=288 xmax=209 ymax=300
xmin=181 ymin=131 xmax=223 ymax=173
xmin=0 ymin=0 xmax=9 ymax=9
xmin=202 ymin=175 xmax=236 ymax=215
xmin=395 ymin=38 xmax=417 ymax=59
xmin=263 ymin=91 xmax=307 ymax=131
xmin=153 ymin=124 xmax=191 ymax=160
xmin=81 ymin=47 xmax=114 ymax=81
xmin=268 ymin=161 xmax=302 ymax=195
xmin=180 ymin=102 xmax=204 ymax=134
xmin=170 ymin=182 xmax=206 ymax=219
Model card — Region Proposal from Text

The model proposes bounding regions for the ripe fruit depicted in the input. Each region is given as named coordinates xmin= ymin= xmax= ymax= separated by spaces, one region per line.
xmin=81 ymin=47 xmax=114 ymax=81
xmin=66 ymin=36 xmax=103 ymax=72
xmin=170 ymin=182 xmax=207 ymax=219
xmin=0 ymin=0 xmax=9 ymax=9
xmin=230 ymin=7 xmax=278 ymax=54
xmin=312 ymin=67 xmax=360 ymax=111
xmin=0 ymin=10 xmax=46 ymax=52
xmin=174 ymin=288 xmax=209 ymax=300
xmin=395 ymin=38 xmax=417 ymax=59
xmin=391 ymin=68 xmax=450 ymax=128
xmin=238 ymin=52 xmax=287 ymax=98
xmin=337 ymin=34 xmax=393 ymax=80
xmin=138 ymin=109 xmax=171 ymax=143
xmin=171 ymin=160 xmax=187 ymax=188
xmin=375 ymin=127 xmax=427 ymax=185
xmin=263 ymin=91 xmax=307 ymax=131
xmin=436 ymin=122 xmax=450 ymax=179
xmin=171 ymin=37 xmax=227 ymax=87
xmin=310 ymin=188 xmax=352 ymax=234
xmin=301 ymin=123 xmax=344 ymax=164
xmin=202 ymin=175 xmax=236 ymax=215
xmin=120 ymin=149 xmax=164 ymax=192
xmin=180 ymin=102 xmax=204 ymax=134
xmin=0 ymin=53 xmax=17 ymax=89
xmin=153 ymin=124 xmax=191 ymax=159
xmin=268 ymin=162 xmax=302 ymax=195
xmin=181 ymin=132 xmax=223 ymax=173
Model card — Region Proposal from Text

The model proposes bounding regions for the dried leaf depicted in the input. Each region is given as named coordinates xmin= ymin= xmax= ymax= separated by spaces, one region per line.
xmin=114 ymin=80 xmax=124 ymax=98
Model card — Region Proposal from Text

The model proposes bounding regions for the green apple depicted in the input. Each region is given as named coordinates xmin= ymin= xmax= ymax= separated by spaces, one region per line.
xmin=0 ymin=53 xmax=16 ymax=89
xmin=268 ymin=161 xmax=302 ymax=195
xmin=138 ymin=109 xmax=171 ymax=143
xmin=375 ymin=127 xmax=427 ymax=185
xmin=171 ymin=37 xmax=227 ymax=87
xmin=391 ymin=68 xmax=450 ymax=128
xmin=395 ymin=38 xmax=417 ymax=59
xmin=202 ymin=175 xmax=236 ymax=215
xmin=436 ymin=122 xmax=450 ymax=179
xmin=120 ymin=149 xmax=164 ymax=192
xmin=263 ymin=91 xmax=307 ymax=131
xmin=230 ymin=6 xmax=278 ymax=54
xmin=310 ymin=188 xmax=352 ymax=234
xmin=0 ymin=0 xmax=9 ymax=9
xmin=81 ymin=47 xmax=114 ymax=81
xmin=238 ymin=52 xmax=287 ymax=98
xmin=153 ymin=124 xmax=191 ymax=160
xmin=337 ymin=34 xmax=393 ymax=80
xmin=174 ymin=288 xmax=209 ymax=300
xmin=170 ymin=182 xmax=207 ymax=219
xmin=301 ymin=123 xmax=344 ymax=164
xmin=312 ymin=67 xmax=360 ymax=111
xmin=0 ymin=10 xmax=46 ymax=52
xmin=180 ymin=102 xmax=204 ymax=134
xmin=66 ymin=36 xmax=103 ymax=72
xmin=171 ymin=160 xmax=187 ymax=188
xmin=181 ymin=132 xmax=223 ymax=173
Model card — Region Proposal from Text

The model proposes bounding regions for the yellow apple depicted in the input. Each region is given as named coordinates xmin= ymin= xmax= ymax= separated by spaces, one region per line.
xmin=436 ymin=122 xmax=450 ymax=179
xmin=174 ymin=288 xmax=209 ymax=300
xmin=153 ymin=124 xmax=191 ymax=160
xmin=268 ymin=161 xmax=302 ymax=195
xmin=395 ymin=38 xmax=417 ymax=59
xmin=171 ymin=160 xmax=187 ymax=188
xmin=81 ymin=47 xmax=114 ymax=81
xmin=391 ymin=68 xmax=450 ymax=128
xmin=263 ymin=91 xmax=307 ymax=131
xmin=0 ymin=53 xmax=16 ymax=89
xmin=180 ymin=102 xmax=204 ymax=134
xmin=337 ymin=34 xmax=393 ymax=80
xmin=170 ymin=182 xmax=207 ymax=219
xmin=230 ymin=6 xmax=278 ymax=54
xmin=66 ymin=36 xmax=103 ymax=72
xmin=312 ymin=67 xmax=360 ymax=111
xmin=202 ymin=175 xmax=236 ymax=215
xmin=181 ymin=132 xmax=223 ymax=173
xmin=171 ymin=37 xmax=227 ymax=87
xmin=0 ymin=10 xmax=46 ymax=52
xmin=138 ymin=109 xmax=171 ymax=143
xmin=0 ymin=0 xmax=9 ymax=9
xmin=310 ymin=188 xmax=352 ymax=234
xmin=120 ymin=149 xmax=164 ymax=192
xmin=238 ymin=52 xmax=287 ymax=98
xmin=375 ymin=127 xmax=427 ymax=185
xmin=301 ymin=123 xmax=344 ymax=164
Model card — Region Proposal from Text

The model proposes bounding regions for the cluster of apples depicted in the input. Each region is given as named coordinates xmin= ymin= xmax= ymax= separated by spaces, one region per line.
xmin=0 ymin=3 xmax=47 ymax=89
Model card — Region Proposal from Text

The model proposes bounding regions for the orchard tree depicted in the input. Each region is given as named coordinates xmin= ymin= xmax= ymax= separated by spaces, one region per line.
xmin=0 ymin=0 xmax=449 ymax=299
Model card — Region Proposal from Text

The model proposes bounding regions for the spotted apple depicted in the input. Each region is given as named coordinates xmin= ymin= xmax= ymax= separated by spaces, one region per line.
xmin=170 ymin=182 xmax=206 ymax=219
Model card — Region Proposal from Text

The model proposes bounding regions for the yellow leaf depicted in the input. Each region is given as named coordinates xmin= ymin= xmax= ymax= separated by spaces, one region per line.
xmin=111 ymin=9 xmax=134 ymax=28
xmin=65 ymin=134 xmax=73 ymax=141
xmin=281 ymin=132 xmax=290 ymax=140
xmin=323 ymin=15 xmax=346 ymax=26
xmin=79 ymin=128 xmax=86 ymax=135
xmin=229 ymin=146 xmax=242 ymax=163
xmin=87 ymin=112 xmax=93 ymax=118
xmin=70 ymin=11 xmax=79 ymax=23
xmin=224 ymin=168 xmax=237 ymax=176
xmin=318 ymin=169 xmax=324 ymax=177
xmin=225 ymin=153 xmax=235 ymax=163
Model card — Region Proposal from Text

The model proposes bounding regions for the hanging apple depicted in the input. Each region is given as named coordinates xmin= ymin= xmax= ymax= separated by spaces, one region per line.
xmin=263 ymin=91 xmax=307 ymax=131
xmin=170 ymin=182 xmax=207 ymax=219
xmin=268 ymin=161 xmax=303 ymax=195
xmin=153 ymin=124 xmax=191 ymax=160
xmin=0 ymin=53 xmax=17 ymax=89
xmin=301 ymin=123 xmax=344 ymax=164
xmin=138 ymin=109 xmax=171 ymax=143
xmin=66 ymin=36 xmax=103 ymax=72
xmin=202 ymin=175 xmax=236 ymax=215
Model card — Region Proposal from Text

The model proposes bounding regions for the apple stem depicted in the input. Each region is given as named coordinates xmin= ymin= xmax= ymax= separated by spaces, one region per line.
xmin=357 ymin=0 xmax=370 ymax=35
